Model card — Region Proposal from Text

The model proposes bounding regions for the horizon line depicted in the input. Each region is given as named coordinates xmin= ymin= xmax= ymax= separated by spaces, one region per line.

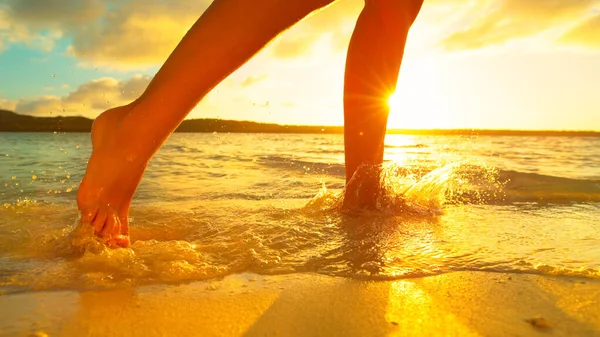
xmin=1 ymin=110 xmax=599 ymax=134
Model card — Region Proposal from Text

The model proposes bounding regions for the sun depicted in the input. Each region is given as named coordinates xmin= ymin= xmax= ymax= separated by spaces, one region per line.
xmin=387 ymin=91 xmax=431 ymax=130
xmin=386 ymin=87 xmax=448 ymax=131
xmin=384 ymin=59 xmax=452 ymax=130
xmin=387 ymin=92 xmax=401 ymax=113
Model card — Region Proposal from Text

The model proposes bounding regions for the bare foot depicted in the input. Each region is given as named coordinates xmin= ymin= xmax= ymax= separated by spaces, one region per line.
xmin=342 ymin=164 xmax=382 ymax=210
xmin=77 ymin=105 xmax=149 ymax=247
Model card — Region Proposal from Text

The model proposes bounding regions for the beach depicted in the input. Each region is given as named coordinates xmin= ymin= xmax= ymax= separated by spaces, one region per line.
xmin=1 ymin=132 xmax=599 ymax=336
xmin=2 ymin=271 xmax=599 ymax=336
xmin=3 ymin=0 xmax=600 ymax=334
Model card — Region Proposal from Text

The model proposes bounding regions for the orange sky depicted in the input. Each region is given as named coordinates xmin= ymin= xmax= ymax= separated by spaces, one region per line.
xmin=1 ymin=0 xmax=599 ymax=130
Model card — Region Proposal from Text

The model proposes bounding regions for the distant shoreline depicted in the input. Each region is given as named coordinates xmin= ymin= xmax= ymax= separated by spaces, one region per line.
xmin=1 ymin=110 xmax=599 ymax=137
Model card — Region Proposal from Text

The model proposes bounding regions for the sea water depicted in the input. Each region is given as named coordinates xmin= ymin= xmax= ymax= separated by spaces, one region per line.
xmin=0 ymin=132 xmax=599 ymax=293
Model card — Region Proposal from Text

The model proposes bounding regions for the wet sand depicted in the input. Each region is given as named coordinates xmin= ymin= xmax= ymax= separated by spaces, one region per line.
xmin=1 ymin=271 xmax=599 ymax=337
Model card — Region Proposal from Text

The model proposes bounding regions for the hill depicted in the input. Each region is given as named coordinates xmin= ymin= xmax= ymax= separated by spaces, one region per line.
xmin=1 ymin=110 xmax=598 ymax=137
xmin=0 ymin=110 xmax=93 ymax=132
xmin=0 ymin=110 xmax=340 ymax=134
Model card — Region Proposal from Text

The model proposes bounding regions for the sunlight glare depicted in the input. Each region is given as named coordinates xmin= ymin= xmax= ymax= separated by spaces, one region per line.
xmin=387 ymin=92 xmax=400 ymax=112
xmin=386 ymin=60 xmax=451 ymax=130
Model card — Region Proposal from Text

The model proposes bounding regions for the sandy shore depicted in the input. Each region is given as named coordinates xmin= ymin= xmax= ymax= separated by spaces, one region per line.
xmin=1 ymin=271 xmax=599 ymax=337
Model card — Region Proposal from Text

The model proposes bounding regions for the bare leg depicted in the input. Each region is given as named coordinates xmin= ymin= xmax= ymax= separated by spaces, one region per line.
xmin=342 ymin=0 xmax=423 ymax=206
xmin=77 ymin=0 xmax=336 ymax=247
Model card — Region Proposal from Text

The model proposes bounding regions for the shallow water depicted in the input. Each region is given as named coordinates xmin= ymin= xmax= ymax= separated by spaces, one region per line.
xmin=1 ymin=132 xmax=599 ymax=293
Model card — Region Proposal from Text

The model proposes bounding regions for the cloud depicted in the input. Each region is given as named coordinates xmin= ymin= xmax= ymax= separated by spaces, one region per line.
xmin=267 ymin=0 xmax=600 ymax=57
xmin=269 ymin=0 xmax=362 ymax=58
xmin=0 ymin=7 xmax=62 ymax=53
xmin=3 ymin=0 xmax=600 ymax=70
xmin=440 ymin=0 xmax=598 ymax=50
xmin=67 ymin=1 xmax=211 ymax=68
xmin=559 ymin=13 xmax=600 ymax=47
xmin=0 ymin=0 xmax=362 ymax=63
xmin=241 ymin=74 xmax=268 ymax=87
xmin=14 ymin=75 xmax=152 ymax=117
xmin=0 ymin=99 xmax=17 ymax=111
xmin=7 ymin=0 xmax=105 ymax=26
xmin=271 ymin=33 xmax=321 ymax=59
xmin=1 ymin=0 xmax=211 ymax=68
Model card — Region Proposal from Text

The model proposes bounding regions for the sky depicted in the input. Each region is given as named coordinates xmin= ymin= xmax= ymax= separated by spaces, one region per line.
xmin=0 ymin=0 xmax=599 ymax=130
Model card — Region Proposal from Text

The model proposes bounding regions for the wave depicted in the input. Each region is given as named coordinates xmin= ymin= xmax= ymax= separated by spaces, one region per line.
xmin=256 ymin=155 xmax=346 ymax=176
xmin=300 ymin=163 xmax=600 ymax=212
xmin=384 ymin=143 xmax=429 ymax=149
xmin=210 ymin=153 xmax=599 ymax=205
xmin=1 ymin=166 xmax=598 ymax=294
xmin=499 ymin=170 xmax=600 ymax=203
xmin=194 ymin=154 xmax=600 ymax=205
xmin=1 ymin=201 xmax=596 ymax=294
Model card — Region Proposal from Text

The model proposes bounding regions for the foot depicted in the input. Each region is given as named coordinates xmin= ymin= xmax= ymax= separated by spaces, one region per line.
xmin=77 ymin=105 xmax=149 ymax=247
xmin=342 ymin=164 xmax=382 ymax=210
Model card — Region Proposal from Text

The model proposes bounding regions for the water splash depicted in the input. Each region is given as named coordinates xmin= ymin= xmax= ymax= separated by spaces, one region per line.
xmin=305 ymin=161 xmax=504 ymax=215
xmin=0 ymin=160 xmax=598 ymax=294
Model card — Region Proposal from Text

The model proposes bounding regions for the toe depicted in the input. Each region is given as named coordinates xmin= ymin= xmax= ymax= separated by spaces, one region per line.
xmin=107 ymin=234 xmax=130 ymax=248
xmin=100 ymin=212 xmax=120 ymax=239
xmin=114 ymin=235 xmax=131 ymax=247
xmin=91 ymin=209 xmax=108 ymax=235
xmin=117 ymin=213 xmax=130 ymax=237
xmin=80 ymin=206 xmax=98 ymax=224
xmin=103 ymin=214 xmax=131 ymax=248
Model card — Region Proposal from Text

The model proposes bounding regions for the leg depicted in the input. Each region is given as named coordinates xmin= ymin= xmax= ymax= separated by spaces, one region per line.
xmin=77 ymin=0 xmax=336 ymax=247
xmin=342 ymin=0 xmax=423 ymax=205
